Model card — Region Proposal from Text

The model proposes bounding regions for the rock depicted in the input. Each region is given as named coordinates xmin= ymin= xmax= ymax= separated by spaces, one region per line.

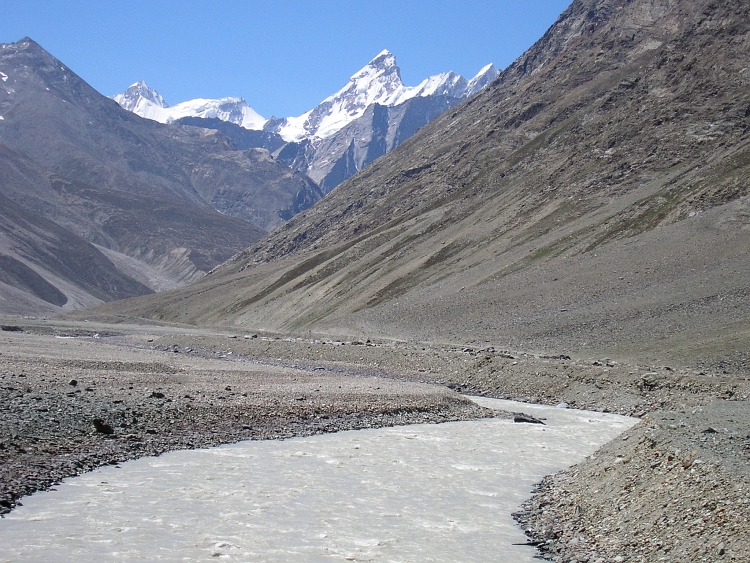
xmin=92 ymin=419 xmax=114 ymax=435
xmin=68 ymin=379 xmax=78 ymax=387
xmin=513 ymin=413 xmax=545 ymax=424
xmin=150 ymin=391 xmax=165 ymax=399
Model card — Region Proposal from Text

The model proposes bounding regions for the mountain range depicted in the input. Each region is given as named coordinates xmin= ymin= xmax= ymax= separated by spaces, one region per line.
xmin=94 ymin=0 xmax=750 ymax=375
xmin=0 ymin=38 xmax=322 ymax=314
xmin=0 ymin=40 xmax=498 ymax=316
xmin=114 ymin=52 xmax=499 ymax=192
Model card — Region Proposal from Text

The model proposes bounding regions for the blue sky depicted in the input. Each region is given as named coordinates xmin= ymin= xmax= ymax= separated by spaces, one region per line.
xmin=2 ymin=0 xmax=571 ymax=118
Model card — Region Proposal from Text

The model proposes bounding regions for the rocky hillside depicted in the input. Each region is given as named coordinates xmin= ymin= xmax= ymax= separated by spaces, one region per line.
xmin=268 ymin=93 xmax=466 ymax=193
xmin=0 ymin=39 xmax=322 ymax=314
xmin=85 ymin=0 xmax=749 ymax=375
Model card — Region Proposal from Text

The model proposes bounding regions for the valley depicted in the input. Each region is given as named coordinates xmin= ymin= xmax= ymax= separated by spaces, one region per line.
xmin=1 ymin=0 xmax=749 ymax=561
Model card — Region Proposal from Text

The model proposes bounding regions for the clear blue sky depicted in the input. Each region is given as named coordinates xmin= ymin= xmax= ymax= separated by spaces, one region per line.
xmin=2 ymin=0 xmax=571 ymax=118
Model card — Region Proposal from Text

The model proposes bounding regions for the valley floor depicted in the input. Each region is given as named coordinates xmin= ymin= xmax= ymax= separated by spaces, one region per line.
xmin=1 ymin=317 xmax=748 ymax=561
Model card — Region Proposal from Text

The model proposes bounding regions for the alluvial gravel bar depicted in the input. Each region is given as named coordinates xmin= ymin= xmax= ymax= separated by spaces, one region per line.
xmin=0 ymin=327 xmax=490 ymax=514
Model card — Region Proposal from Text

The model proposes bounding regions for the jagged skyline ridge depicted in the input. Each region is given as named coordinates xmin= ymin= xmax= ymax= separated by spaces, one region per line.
xmin=1 ymin=0 xmax=571 ymax=117
xmin=113 ymin=50 xmax=499 ymax=143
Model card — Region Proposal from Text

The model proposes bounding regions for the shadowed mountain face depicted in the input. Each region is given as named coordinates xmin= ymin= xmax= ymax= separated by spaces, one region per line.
xmin=0 ymin=39 xmax=322 ymax=313
xmin=176 ymin=94 xmax=467 ymax=194
xmin=0 ymin=143 xmax=156 ymax=313
xmin=84 ymin=0 xmax=750 ymax=372
xmin=169 ymin=53 xmax=499 ymax=194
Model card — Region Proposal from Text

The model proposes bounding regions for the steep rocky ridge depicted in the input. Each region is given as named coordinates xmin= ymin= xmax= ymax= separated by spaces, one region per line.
xmin=94 ymin=0 xmax=750 ymax=376
xmin=270 ymin=94 xmax=465 ymax=193
xmin=176 ymin=93 xmax=463 ymax=194
xmin=163 ymin=53 xmax=498 ymax=193
xmin=0 ymin=38 xmax=322 ymax=313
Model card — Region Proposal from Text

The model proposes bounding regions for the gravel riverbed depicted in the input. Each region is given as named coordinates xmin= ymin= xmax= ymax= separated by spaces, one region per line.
xmin=1 ymin=319 xmax=748 ymax=562
xmin=0 ymin=325 xmax=490 ymax=514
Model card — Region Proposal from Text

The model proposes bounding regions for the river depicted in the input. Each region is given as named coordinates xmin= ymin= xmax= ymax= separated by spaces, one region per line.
xmin=0 ymin=397 xmax=636 ymax=562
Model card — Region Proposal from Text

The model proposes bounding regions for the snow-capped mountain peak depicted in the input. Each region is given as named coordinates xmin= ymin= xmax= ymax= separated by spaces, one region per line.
xmin=112 ymin=80 xmax=168 ymax=112
xmin=353 ymin=49 xmax=399 ymax=79
xmin=402 ymin=71 xmax=469 ymax=101
xmin=285 ymin=50 xmax=409 ymax=140
xmin=166 ymin=96 xmax=266 ymax=129
xmin=111 ymin=83 xmax=266 ymax=130
xmin=464 ymin=63 xmax=500 ymax=97
xmin=113 ymin=51 xmax=497 ymax=142
xmin=330 ymin=49 xmax=405 ymax=108
xmin=275 ymin=51 xmax=497 ymax=142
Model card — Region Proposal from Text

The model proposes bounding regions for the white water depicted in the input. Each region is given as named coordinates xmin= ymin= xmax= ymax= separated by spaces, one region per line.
xmin=0 ymin=398 xmax=636 ymax=562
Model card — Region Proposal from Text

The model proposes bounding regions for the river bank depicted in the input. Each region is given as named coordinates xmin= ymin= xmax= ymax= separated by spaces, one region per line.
xmin=0 ymin=325 xmax=490 ymax=514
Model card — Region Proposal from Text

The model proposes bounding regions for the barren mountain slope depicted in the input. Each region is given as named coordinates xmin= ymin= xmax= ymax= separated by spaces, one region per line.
xmin=0 ymin=143 xmax=156 ymax=313
xmin=88 ymin=0 xmax=750 ymax=372
xmin=0 ymin=39 xmax=322 ymax=312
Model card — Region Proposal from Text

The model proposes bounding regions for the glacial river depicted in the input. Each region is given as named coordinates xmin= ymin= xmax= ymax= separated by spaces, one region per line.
xmin=0 ymin=398 xmax=636 ymax=562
